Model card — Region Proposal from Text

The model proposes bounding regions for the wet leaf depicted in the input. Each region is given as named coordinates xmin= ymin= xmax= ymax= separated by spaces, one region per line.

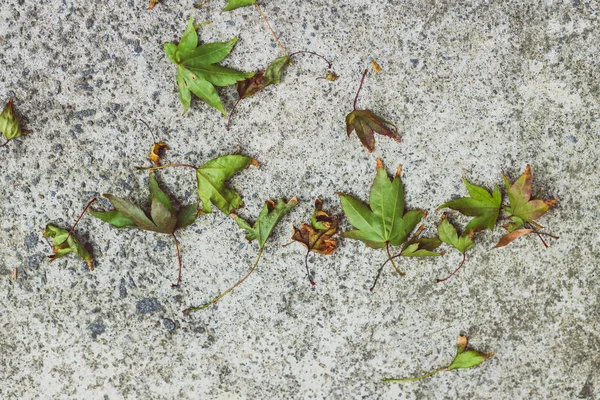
xmin=383 ymin=335 xmax=493 ymax=382
xmin=0 ymin=99 xmax=27 ymax=146
xmin=90 ymin=174 xmax=198 ymax=286
xmin=291 ymin=199 xmax=338 ymax=285
xmin=346 ymin=110 xmax=399 ymax=152
xmin=495 ymin=165 xmax=558 ymax=247
xmin=223 ymin=0 xmax=256 ymax=11
xmin=438 ymin=178 xmax=502 ymax=233
xmin=43 ymin=225 xmax=94 ymax=270
xmin=164 ymin=17 xmax=253 ymax=115
xmin=233 ymin=197 xmax=298 ymax=249
xmin=196 ymin=155 xmax=258 ymax=214
xmin=338 ymin=159 xmax=425 ymax=250
xmin=150 ymin=141 xmax=170 ymax=167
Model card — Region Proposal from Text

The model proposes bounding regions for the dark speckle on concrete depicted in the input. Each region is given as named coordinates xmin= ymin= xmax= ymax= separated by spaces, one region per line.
xmin=89 ymin=319 xmax=105 ymax=339
xmin=136 ymin=298 xmax=162 ymax=314
xmin=119 ymin=278 xmax=127 ymax=298
xmin=24 ymin=253 xmax=45 ymax=270
xmin=162 ymin=318 xmax=175 ymax=332
xmin=24 ymin=233 xmax=38 ymax=249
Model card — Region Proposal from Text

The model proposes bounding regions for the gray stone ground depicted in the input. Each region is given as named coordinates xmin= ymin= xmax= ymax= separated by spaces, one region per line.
xmin=1 ymin=0 xmax=599 ymax=398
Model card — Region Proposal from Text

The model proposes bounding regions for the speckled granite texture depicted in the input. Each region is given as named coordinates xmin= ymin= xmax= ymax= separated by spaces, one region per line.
xmin=1 ymin=0 xmax=599 ymax=399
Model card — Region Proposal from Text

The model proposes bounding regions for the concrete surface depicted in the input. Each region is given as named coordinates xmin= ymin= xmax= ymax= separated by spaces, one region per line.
xmin=1 ymin=0 xmax=599 ymax=398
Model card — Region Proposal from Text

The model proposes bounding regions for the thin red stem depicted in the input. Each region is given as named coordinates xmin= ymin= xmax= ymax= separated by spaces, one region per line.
xmin=0 ymin=138 xmax=9 ymax=148
xmin=305 ymin=250 xmax=316 ymax=286
xmin=353 ymin=69 xmax=369 ymax=111
xmin=437 ymin=253 xmax=466 ymax=283
xmin=58 ymin=198 xmax=97 ymax=246
xmin=288 ymin=51 xmax=332 ymax=69
xmin=226 ymin=97 xmax=243 ymax=131
xmin=139 ymin=119 xmax=157 ymax=143
xmin=171 ymin=233 xmax=182 ymax=287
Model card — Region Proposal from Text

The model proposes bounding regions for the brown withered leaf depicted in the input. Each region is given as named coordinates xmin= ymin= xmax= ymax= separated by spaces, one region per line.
xmin=291 ymin=199 xmax=338 ymax=286
xmin=346 ymin=110 xmax=400 ymax=152
xmin=371 ymin=60 xmax=382 ymax=72
xmin=150 ymin=141 xmax=170 ymax=167
xmin=147 ymin=0 xmax=159 ymax=9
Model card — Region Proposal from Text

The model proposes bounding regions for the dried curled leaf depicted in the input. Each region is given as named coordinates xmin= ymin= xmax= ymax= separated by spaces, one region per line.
xmin=383 ymin=334 xmax=494 ymax=382
xmin=147 ymin=0 xmax=159 ymax=9
xmin=0 ymin=99 xmax=27 ymax=145
xmin=291 ymin=199 xmax=339 ymax=285
xmin=43 ymin=225 xmax=94 ymax=270
xmin=150 ymin=141 xmax=170 ymax=167
xmin=495 ymin=165 xmax=558 ymax=248
xmin=236 ymin=56 xmax=291 ymax=100
xmin=346 ymin=110 xmax=399 ymax=152
xmin=164 ymin=17 xmax=253 ymax=115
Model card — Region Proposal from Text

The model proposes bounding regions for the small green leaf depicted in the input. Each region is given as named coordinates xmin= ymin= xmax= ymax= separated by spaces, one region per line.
xmin=196 ymin=155 xmax=257 ymax=214
xmin=223 ymin=0 xmax=256 ymax=11
xmin=438 ymin=217 xmax=474 ymax=254
xmin=0 ymin=99 xmax=27 ymax=143
xmin=43 ymin=225 xmax=94 ymax=270
xmin=439 ymin=178 xmax=502 ymax=233
xmin=400 ymin=238 xmax=442 ymax=257
xmin=233 ymin=197 xmax=298 ymax=249
xmin=263 ymin=56 xmax=291 ymax=85
xmin=88 ymin=210 xmax=136 ymax=228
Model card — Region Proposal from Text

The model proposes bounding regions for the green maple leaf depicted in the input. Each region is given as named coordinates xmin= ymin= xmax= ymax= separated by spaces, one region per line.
xmin=0 ymin=99 xmax=28 ymax=147
xmin=196 ymin=155 xmax=258 ymax=214
xmin=383 ymin=335 xmax=494 ymax=382
xmin=164 ymin=17 xmax=253 ymax=115
xmin=338 ymin=159 xmax=425 ymax=278
xmin=495 ymin=164 xmax=558 ymax=248
xmin=43 ymin=225 xmax=94 ymax=270
xmin=223 ymin=0 xmax=256 ymax=11
xmin=438 ymin=178 xmax=502 ymax=233
xmin=185 ymin=197 xmax=298 ymax=312
xmin=90 ymin=174 xmax=198 ymax=286
xmin=436 ymin=214 xmax=475 ymax=282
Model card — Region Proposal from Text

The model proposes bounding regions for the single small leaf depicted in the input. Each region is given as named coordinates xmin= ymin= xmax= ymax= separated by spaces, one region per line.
xmin=400 ymin=238 xmax=442 ymax=257
xmin=346 ymin=110 xmax=399 ymax=152
xmin=165 ymin=17 xmax=253 ymax=115
xmin=493 ymin=228 xmax=534 ymax=248
xmin=233 ymin=197 xmax=298 ymax=249
xmin=438 ymin=178 xmax=502 ymax=233
xmin=147 ymin=0 xmax=159 ymax=9
xmin=223 ymin=0 xmax=256 ymax=11
xmin=43 ymin=225 xmax=94 ymax=270
xmin=292 ymin=199 xmax=338 ymax=255
xmin=236 ymin=56 xmax=291 ymax=99
xmin=382 ymin=335 xmax=493 ymax=383
xmin=196 ymin=155 xmax=258 ymax=214
xmin=339 ymin=159 xmax=424 ymax=249
xmin=323 ymin=71 xmax=340 ymax=81
xmin=498 ymin=165 xmax=558 ymax=246
xmin=0 ymin=99 xmax=27 ymax=144
xmin=438 ymin=216 xmax=475 ymax=254
xmin=150 ymin=141 xmax=170 ymax=167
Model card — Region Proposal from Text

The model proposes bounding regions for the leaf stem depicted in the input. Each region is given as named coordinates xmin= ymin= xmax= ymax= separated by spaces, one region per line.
xmin=254 ymin=2 xmax=287 ymax=56
xmin=171 ymin=233 xmax=182 ymax=287
xmin=226 ymin=97 xmax=243 ymax=131
xmin=0 ymin=138 xmax=9 ymax=148
xmin=387 ymin=242 xmax=404 ymax=277
xmin=525 ymin=222 xmax=558 ymax=247
xmin=288 ymin=51 xmax=332 ymax=69
xmin=184 ymin=247 xmax=264 ymax=314
xmin=136 ymin=163 xmax=198 ymax=171
xmin=57 ymin=198 xmax=97 ymax=246
xmin=353 ymin=68 xmax=369 ymax=111
xmin=382 ymin=367 xmax=446 ymax=383
xmin=305 ymin=249 xmax=316 ymax=286
xmin=437 ymin=252 xmax=466 ymax=283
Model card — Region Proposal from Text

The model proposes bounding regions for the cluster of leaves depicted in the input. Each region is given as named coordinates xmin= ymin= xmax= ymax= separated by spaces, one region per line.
xmin=0 ymin=99 xmax=27 ymax=148
xmin=337 ymin=160 xmax=558 ymax=287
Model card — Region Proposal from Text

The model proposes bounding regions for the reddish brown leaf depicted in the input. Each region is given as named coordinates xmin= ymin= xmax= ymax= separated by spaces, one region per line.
xmin=493 ymin=228 xmax=534 ymax=248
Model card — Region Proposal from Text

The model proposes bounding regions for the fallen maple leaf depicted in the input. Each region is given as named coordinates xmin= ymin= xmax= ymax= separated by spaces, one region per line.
xmin=438 ymin=178 xmax=502 ymax=233
xmin=90 ymin=174 xmax=198 ymax=286
xmin=338 ymin=159 xmax=426 ymax=282
xmin=436 ymin=213 xmax=475 ymax=282
xmin=164 ymin=17 xmax=253 ymax=115
xmin=346 ymin=69 xmax=399 ymax=152
xmin=383 ymin=334 xmax=493 ymax=382
xmin=0 ymin=99 xmax=28 ymax=147
xmin=185 ymin=197 xmax=298 ymax=312
xmin=495 ymin=165 xmax=558 ymax=248
xmin=291 ymin=199 xmax=339 ymax=285
xmin=43 ymin=225 xmax=94 ymax=270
